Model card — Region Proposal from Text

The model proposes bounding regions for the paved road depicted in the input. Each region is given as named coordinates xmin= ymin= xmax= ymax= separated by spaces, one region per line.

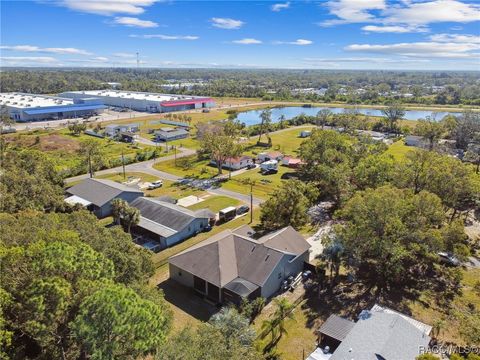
xmin=65 ymin=146 xmax=264 ymax=205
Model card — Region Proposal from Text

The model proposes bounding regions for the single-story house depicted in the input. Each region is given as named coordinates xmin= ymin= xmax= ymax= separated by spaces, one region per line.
xmin=105 ymin=123 xmax=140 ymax=137
xmin=282 ymin=156 xmax=303 ymax=168
xmin=405 ymin=135 xmax=427 ymax=148
xmin=154 ymin=127 xmax=189 ymax=142
xmin=314 ymin=304 xmax=432 ymax=360
xmin=210 ymin=155 xmax=254 ymax=170
xmin=300 ymin=130 xmax=312 ymax=138
xmin=169 ymin=225 xmax=311 ymax=304
xmin=65 ymin=178 xmax=144 ymax=218
xmin=257 ymin=151 xmax=284 ymax=162
xmin=357 ymin=130 xmax=386 ymax=142
xmin=130 ymin=197 xmax=214 ymax=249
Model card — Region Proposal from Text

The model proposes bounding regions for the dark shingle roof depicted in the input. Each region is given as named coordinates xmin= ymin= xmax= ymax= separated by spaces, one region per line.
xmin=319 ymin=315 xmax=355 ymax=341
xmin=169 ymin=226 xmax=310 ymax=288
xmin=131 ymin=197 xmax=210 ymax=236
xmin=258 ymin=226 xmax=311 ymax=255
xmin=67 ymin=178 xmax=143 ymax=207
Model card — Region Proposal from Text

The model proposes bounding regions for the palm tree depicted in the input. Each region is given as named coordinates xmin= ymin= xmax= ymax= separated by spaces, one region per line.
xmin=258 ymin=109 xmax=272 ymax=144
xmin=272 ymin=298 xmax=294 ymax=340
xmin=261 ymin=319 xmax=278 ymax=343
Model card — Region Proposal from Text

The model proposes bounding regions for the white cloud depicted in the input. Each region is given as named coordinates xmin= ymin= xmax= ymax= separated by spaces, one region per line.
xmin=320 ymin=0 xmax=386 ymax=26
xmin=383 ymin=0 xmax=480 ymax=26
xmin=274 ymin=39 xmax=313 ymax=45
xmin=346 ymin=41 xmax=480 ymax=59
xmin=232 ymin=38 xmax=262 ymax=45
xmin=303 ymin=57 xmax=430 ymax=64
xmin=362 ymin=25 xmax=428 ymax=33
xmin=57 ymin=0 xmax=158 ymax=16
xmin=130 ymin=34 xmax=199 ymax=40
xmin=271 ymin=2 xmax=290 ymax=12
xmin=321 ymin=0 xmax=480 ymax=31
xmin=0 ymin=56 xmax=59 ymax=63
xmin=112 ymin=52 xmax=136 ymax=58
xmin=0 ymin=45 xmax=92 ymax=55
xmin=429 ymin=33 xmax=480 ymax=44
xmin=210 ymin=17 xmax=244 ymax=29
xmin=113 ymin=16 xmax=158 ymax=28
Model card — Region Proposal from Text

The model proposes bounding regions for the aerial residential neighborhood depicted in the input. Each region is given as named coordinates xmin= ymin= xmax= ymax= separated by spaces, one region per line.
xmin=1 ymin=1 xmax=479 ymax=360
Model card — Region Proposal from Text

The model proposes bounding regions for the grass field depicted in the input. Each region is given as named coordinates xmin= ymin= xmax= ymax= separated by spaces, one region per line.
xmin=221 ymin=165 xmax=296 ymax=199
xmin=93 ymin=171 xmax=207 ymax=199
xmin=187 ymin=195 xmax=240 ymax=213
xmin=385 ymin=139 xmax=415 ymax=160
xmin=152 ymin=155 xmax=217 ymax=179
xmin=5 ymin=128 xmax=161 ymax=173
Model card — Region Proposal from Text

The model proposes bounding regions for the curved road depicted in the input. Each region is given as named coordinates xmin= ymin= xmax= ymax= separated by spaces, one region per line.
xmin=65 ymin=145 xmax=264 ymax=206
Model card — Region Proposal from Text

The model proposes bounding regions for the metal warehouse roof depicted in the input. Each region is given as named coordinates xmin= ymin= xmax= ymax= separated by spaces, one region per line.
xmin=24 ymin=104 xmax=106 ymax=115
xmin=160 ymin=98 xmax=213 ymax=106
xmin=319 ymin=315 xmax=355 ymax=342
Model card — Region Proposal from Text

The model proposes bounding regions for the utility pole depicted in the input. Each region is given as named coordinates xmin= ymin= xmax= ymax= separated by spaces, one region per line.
xmin=121 ymin=151 xmax=126 ymax=180
xmin=250 ymin=182 xmax=253 ymax=224
xmin=88 ymin=152 xmax=93 ymax=178
xmin=174 ymin=145 xmax=177 ymax=166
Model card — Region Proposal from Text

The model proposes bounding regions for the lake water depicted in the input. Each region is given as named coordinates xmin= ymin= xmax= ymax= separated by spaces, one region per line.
xmin=236 ymin=106 xmax=461 ymax=126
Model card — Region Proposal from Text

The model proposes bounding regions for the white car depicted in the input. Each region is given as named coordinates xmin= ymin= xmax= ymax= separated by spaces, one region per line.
xmin=147 ymin=180 xmax=163 ymax=190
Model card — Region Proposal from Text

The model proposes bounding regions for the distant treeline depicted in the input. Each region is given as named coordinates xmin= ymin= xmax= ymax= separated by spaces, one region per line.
xmin=1 ymin=68 xmax=479 ymax=105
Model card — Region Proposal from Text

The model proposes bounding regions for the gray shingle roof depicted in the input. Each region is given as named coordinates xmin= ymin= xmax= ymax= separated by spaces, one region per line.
xmin=169 ymin=226 xmax=310 ymax=288
xmin=67 ymin=178 xmax=143 ymax=207
xmin=258 ymin=226 xmax=311 ymax=255
xmin=319 ymin=315 xmax=355 ymax=342
xmin=330 ymin=306 xmax=431 ymax=360
xmin=131 ymin=197 xmax=210 ymax=236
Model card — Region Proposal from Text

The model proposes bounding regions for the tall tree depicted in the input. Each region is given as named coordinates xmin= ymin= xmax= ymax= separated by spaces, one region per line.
xmin=335 ymin=185 xmax=467 ymax=297
xmin=381 ymin=102 xmax=405 ymax=134
xmin=209 ymin=307 xmax=256 ymax=347
xmin=78 ymin=139 xmax=104 ymax=178
xmin=415 ymin=116 xmax=445 ymax=150
xmin=260 ymin=180 xmax=318 ymax=230
xmin=72 ymin=283 xmax=171 ymax=360
xmin=316 ymin=109 xmax=332 ymax=129
xmin=111 ymin=198 xmax=140 ymax=233
xmin=257 ymin=109 xmax=272 ymax=145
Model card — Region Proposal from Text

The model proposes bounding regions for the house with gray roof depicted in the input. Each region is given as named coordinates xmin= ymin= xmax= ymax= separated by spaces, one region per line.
xmin=154 ymin=127 xmax=188 ymax=142
xmin=65 ymin=178 xmax=143 ymax=218
xmin=313 ymin=304 xmax=432 ymax=360
xmin=130 ymin=197 xmax=214 ymax=249
xmin=169 ymin=225 xmax=310 ymax=304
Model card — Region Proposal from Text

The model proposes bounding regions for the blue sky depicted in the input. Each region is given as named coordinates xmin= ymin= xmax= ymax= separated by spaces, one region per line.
xmin=1 ymin=0 xmax=479 ymax=70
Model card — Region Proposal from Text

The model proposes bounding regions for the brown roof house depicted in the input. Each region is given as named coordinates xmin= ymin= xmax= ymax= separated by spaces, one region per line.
xmin=169 ymin=225 xmax=310 ymax=304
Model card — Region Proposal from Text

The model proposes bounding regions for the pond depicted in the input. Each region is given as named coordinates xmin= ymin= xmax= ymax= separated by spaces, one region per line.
xmin=235 ymin=106 xmax=461 ymax=126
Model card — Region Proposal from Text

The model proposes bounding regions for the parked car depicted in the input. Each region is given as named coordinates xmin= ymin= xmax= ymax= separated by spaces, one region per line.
xmin=262 ymin=168 xmax=278 ymax=175
xmin=236 ymin=205 xmax=250 ymax=215
xmin=147 ymin=180 xmax=163 ymax=190
xmin=246 ymin=163 xmax=256 ymax=169
xmin=203 ymin=224 xmax=213 ymax=232
xmin=438 ymin=252 xmax=461 ymax=267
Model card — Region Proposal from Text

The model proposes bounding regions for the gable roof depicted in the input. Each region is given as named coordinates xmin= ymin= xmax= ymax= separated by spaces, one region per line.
xmin=169 ymin=226 xmax=310 ymax=288
xmin=67 ymin=178 xmax=143 ymax=207
xmin=257 ymin=226 xmax=311 ymax=255
xmin=131 ymin=197 xmax=210 ymax=237
xmin=330 ymin=305 xmax=431 ymax=360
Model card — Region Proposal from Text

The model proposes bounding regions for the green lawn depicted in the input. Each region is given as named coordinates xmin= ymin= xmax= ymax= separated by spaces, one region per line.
xmin=385 ymin=139 xmax=414 ymax=160
xmin=153 ymin=155 xmax=217 ymax=179
xmin=187 ymin=195 xmax=241 ymax=213
xmin=221 ymin=165 xmax=297 ymax=199
xmin=94 ymin=171 xmax=207 ymax=199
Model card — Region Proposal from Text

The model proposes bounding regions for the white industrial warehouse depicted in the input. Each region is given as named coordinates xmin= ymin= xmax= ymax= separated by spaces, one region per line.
xmin=0 ymin=93 xmax=106 ymax=122
xmin=59 ymin=90 xmax=215 ymax=113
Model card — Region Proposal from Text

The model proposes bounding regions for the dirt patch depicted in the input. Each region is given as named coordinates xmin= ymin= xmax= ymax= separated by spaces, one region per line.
xmin=38 ymin=134 xmax=81 ymax=152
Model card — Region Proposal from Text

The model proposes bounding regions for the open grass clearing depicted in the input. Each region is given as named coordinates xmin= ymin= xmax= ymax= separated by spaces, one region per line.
xmin=221 ymin=165 xmax=297 ymax=200
xmin=187 ymin=195 xmax=241 ymax=213
xmin=385 ymin=139 xmax=414 ymax=160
